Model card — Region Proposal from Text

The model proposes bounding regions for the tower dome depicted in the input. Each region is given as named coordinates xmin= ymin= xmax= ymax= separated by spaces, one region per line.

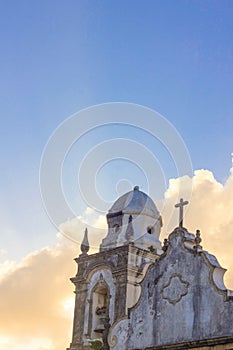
xmin=100 ymin=186 xmax=162 ymax=252
xmin=109 ymin=185 xmax=160 ymax=218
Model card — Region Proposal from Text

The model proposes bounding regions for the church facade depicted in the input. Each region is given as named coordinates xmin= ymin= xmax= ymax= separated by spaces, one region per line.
xmin=66 ymin=186 xmax=233 ymax=350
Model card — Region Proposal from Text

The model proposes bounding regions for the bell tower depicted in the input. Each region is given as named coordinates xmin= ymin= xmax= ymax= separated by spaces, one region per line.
xmin=66 ymin=187 xmax=163 ymax=350
xmin=66 ymin=189 xmax=233 ymax=350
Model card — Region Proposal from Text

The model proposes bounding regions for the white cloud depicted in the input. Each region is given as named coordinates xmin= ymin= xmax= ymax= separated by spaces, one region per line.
xmin=93 ymin=214 xmax=107 ymax=229
xmin=84 ymin=207 xmax=94 ymax=216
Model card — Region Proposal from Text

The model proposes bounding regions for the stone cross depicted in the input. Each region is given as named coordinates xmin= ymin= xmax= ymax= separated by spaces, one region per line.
xmin=175 ymin=198 xmax=189 ymax=228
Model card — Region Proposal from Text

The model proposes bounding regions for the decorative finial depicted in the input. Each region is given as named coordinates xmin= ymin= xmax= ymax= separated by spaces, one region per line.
xmin=194 ymin=229 xmax=202 ymax=253
xmin=162 ymin=238 xmax=169 ymax=253
xmin=134 ymin=185 xmax=139 ymax=191
xmin=80 ymin=228 xmax=89 ymax=255
xmin=174 ymin=198 xmax=189 ymax=228
xmin=126 ymin=214 xmax=134 ymax=244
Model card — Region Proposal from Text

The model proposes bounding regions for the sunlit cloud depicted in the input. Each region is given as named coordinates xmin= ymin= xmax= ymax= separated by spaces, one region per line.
xmin=0 ymin=241 xmax=78 ymax=350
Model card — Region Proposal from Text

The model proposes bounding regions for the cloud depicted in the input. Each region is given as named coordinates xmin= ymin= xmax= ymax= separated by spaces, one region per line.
xmin=0 ymin=259 xmax=17 ymax=278
xmin=0 ymin=336 xmax=53 ymax=350
xmin=1 ymin=168 xmax=233 ymax=349
xmin=0 ymin=240 xmax=78 ymax=350
xmin=93 ymin=214 xmax=107 ymax=230
xmin=84 ymin=207 xmax=94 ymax=216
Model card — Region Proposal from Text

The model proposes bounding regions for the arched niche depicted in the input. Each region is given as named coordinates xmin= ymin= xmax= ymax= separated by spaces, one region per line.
xmin=89 ymin=274 xmax=110 ymax=339
xmin=83 ymin=269 xmax=115 ymax=346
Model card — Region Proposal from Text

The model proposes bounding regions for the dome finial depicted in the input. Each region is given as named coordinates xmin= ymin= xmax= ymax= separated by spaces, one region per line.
xmin=134 ymin=185 xmax=139 ymax=191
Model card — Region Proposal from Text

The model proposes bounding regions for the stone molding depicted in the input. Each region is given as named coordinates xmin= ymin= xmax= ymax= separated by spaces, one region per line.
xmin=201 ymin=251 xmax=233 ymax=301
xmin=160 ymin=273 xmax=189 ymax=305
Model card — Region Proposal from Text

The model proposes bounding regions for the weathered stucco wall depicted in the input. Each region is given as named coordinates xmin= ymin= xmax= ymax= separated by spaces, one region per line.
xmin=131 ymin=228 xmax=233 ymax=348
xmin=108 ymin=228 xmax=233 ymax=350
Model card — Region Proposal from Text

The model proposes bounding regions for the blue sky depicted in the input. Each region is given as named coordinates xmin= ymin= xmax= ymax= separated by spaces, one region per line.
xmin=0 ymin=1 xmax=233 ymax=260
